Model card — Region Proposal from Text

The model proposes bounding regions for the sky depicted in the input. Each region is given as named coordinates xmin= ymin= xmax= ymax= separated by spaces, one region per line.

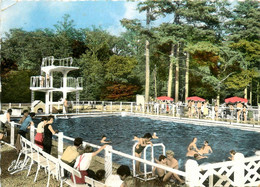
xmin=1 ymin=0 xmax=238 ymax=36
xmin=0 ymin=0 xmax=148 ymax=36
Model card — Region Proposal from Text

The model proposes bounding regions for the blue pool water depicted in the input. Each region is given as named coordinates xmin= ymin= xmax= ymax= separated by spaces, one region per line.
xmin=53 ymin=115 xmax=260 ymax=170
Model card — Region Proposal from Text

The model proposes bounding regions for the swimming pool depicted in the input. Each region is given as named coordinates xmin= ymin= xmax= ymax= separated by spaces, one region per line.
xmin=54 ymin=115 xmax=260 ymax=170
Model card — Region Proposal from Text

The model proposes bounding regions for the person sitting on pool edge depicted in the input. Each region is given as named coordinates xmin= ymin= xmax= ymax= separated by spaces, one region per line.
xmin=199 ymin=140 xmax=213 ymax=155
xmin=61 ymin=137 xmax=83 ymax=167
xmin=164 ymin=150 xmax=184 ymax=184
xmin=152 ymin=155 xmax=167 ymax=181
xmin=134 ymin=133 xmax=153 ymax=174
xmin=72 ymin=144 xmax=107 ymax=184
xmin=105 ymin=165 xmax=131 ymax=187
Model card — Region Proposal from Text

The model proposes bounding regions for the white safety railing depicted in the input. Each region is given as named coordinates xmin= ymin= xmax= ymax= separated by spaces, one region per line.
xmin=61 ymin=77 xmax=83 ymax=89
xmin=132 ymin=142 xmax=166 ymax=181
xmin=30 ymin=76 xmax=53 ymax=88
xmin=42 ymin=56 xmax=73 ymax=67
xmin=186 ymin=152 xmax=260 ymax=187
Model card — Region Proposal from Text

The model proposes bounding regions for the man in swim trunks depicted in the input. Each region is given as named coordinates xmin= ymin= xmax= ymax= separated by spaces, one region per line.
xmin=164 ymin=150 xmax=184 ymax=184
xmin=153 ymin=155 xmax=167 ymax=181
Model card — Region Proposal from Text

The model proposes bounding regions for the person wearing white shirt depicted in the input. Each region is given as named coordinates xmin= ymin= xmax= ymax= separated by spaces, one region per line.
xmin=0 ymin=109 xmax=12 ymax=141
xmin=105 ymin=165 xmax=131 ymax=187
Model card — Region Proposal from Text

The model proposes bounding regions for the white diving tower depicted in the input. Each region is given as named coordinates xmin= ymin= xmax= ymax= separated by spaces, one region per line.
xmin=30 ymin=56 xmax=83 ymax=114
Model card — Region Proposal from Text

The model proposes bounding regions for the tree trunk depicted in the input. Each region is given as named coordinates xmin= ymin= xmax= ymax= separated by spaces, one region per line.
xmin=185 ymin=52 xmax=190 ymax=103
xmin=167 ymin=44 xmax=174 ymax=98
xmin=244 ymin=87 xmax=247 ymax=100
xmin=250 ymin=81 xmax=252 ymax=104
xmin=257 ymin=81 xmax=259 ymax=105
xmin=154 ymin=65 xmax=157 ymax=98
xmin=175 ymin=43 xmax=180 ymax=102
xmin=145 ymin=8 xmax=150 ymax=103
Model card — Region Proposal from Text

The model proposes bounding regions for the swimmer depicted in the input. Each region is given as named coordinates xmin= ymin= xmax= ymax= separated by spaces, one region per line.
xmin=100 ymin=135 xmax=111 ymax=144
xmin=228 ymin=150 xmax=236 ymax=160
xmin=186 ymin=137 xmax=199 ymax=157
xmin=199 ymin=141 xmax=213 ymax=155
xmin=152 ymin=155 xmax=167 ymax=181
xmin=134 ymin=133 xmax=153 ymax=174
xmin=133 ymin=132 xmax=158 ymax=141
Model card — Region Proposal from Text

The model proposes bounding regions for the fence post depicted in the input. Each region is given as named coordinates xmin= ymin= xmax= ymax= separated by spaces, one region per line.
xmin=9 ymin=103 xmax=11 ymax=109
xmin=185 ymin=159 xmax=201 ymax=187
xmin=110 ymin=102 xmax=113 ymax=112
xmin=212 ymin=106 xmax=215 ymax=120
xmin=131 ymin=102 xmax=133 ymax=113
xmin=30 ymin=125 xmax=35 ymax=143
xmin=104 ymin=145 xmax=113 ymax=179
xmin=234 ymin=153 xmax=245 ymax=187
xmin=58 ymin=132 xmax=64 ymax=159
xmin=10 ymin=122 xmax=15 ymax=146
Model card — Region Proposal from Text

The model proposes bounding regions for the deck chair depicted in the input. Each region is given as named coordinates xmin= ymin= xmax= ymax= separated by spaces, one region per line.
xmin=26 ymin=140 xmax=48 ymax=182
xmin=84 ymin=176 xmax=94 ymax=186
xmin=9 ymin=136 xmax=31 ymax=174
xmin=85 ymin=176 xmax=106 ymax=187
xmin=40 ymin=150 xmax=60 ymax=187
xmin=59 ymin=160 xmax=85 ymax=187
xmin=93 ymin=180 xmax=106 ymax=187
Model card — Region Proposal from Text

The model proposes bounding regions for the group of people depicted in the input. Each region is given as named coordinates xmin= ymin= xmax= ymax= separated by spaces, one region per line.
xmin=15 ymin=110 xmax=58 ymax=154
xmin=60 ymin=137 xmax=131 ymax=187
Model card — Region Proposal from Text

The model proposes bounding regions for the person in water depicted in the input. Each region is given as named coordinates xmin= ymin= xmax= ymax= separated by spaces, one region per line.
xmin=186 ymin=137 xmax=200 ymax=157
xmin=199 ymin=140 xmax=213 ymax=155
xmin=228 ymin=150 xmax=236 ymax=160
xmin=134 ymin=133 xmax=153 ymax=174
xmin=100 ymin=135 xmax=111 ymax=144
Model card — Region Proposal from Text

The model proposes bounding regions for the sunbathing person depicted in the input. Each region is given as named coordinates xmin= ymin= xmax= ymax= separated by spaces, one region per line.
xmin=163 ymin=150 xmax=184 ymax=184
xmin=152 ymin=155 xmax=167 ymax=181
xmin=199 ymin=141 xmax=213 ymax=155
xmin=186 ymin=137 xmax=199 ymax=157
xmin=105 ymin=165 xmax=131 ymax=187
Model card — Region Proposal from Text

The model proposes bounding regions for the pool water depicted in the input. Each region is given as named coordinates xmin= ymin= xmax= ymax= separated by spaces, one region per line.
xmin=54 ymin=115 xmax=260 ymax=171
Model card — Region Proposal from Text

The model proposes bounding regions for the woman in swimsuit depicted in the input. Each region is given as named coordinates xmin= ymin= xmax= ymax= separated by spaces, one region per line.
xmin=135 ymin=133 xmax=153 ymax=174
xmin=186 ymin=137 xmax=199 ymax=157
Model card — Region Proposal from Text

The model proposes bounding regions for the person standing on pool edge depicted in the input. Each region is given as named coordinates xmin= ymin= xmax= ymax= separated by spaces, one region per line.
xmin=43 ymin=115 xmax=58 ymax=154
xmin=134 ymin=133 xmax=153 ymax=174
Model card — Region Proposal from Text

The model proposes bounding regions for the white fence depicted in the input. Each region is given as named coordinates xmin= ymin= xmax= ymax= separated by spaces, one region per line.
xmin=2 ymin=102 xmax=260 ymax=124
xmin=7 ymin=119 xmax=260 ymax=187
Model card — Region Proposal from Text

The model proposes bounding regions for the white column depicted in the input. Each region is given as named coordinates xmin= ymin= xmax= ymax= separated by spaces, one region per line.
xmin=45 ymin=91 xmax=50 ymax=114
xmin=104 ymin=145 xmax=113 ymax=179
xmin=62 ymin=72 xmax=68 ymax=114
xmin=185 ymin=159 xmax=201 ymax=187
xmin=131 ymin=102 xmax=133 ymax=113
xmin=58 ymin=132 xmax=64 ymax=159
xmin=120 ymin=102 xmax=122 ymax=111
xmin=50 ymin=91 xmax=53 ymax=113
xmin=234 ymin=153 xmax=245 ymax=187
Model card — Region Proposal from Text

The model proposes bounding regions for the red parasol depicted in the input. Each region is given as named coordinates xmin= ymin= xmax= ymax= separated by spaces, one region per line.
xmin=157 ymin=96 xmax=174 ymax=101
xmin=224 ymin=96 xmax=248 ymax=103
xmin=186 ymin=96 xmax=205 ymax=102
